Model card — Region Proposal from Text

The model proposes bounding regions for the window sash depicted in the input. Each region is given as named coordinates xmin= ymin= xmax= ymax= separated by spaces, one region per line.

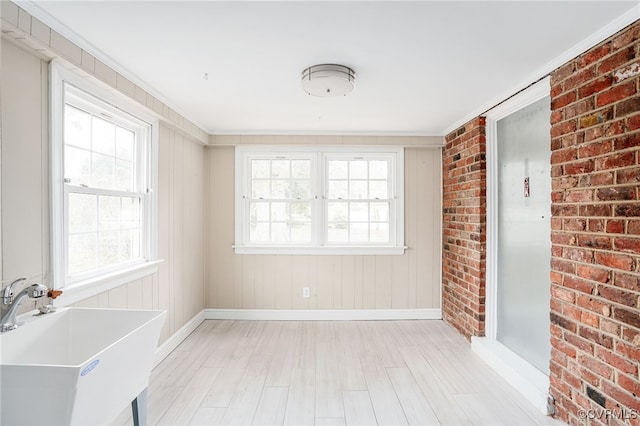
xmin=51 ymin=64 xmax=155 ymax=290
xmin=236 ymin=146 xmax=404 ymax=252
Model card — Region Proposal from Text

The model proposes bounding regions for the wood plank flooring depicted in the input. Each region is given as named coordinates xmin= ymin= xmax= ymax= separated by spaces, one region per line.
xmin=115 ymin=320 xmax=560 ymax=426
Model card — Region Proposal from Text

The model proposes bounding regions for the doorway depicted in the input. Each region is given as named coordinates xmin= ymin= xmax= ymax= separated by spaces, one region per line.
xmin=473 ymin=77 xmax=552 ymax=413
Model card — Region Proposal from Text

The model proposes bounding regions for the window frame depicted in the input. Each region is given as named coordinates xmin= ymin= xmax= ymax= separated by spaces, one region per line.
xmin=235 ymin=145 xmax=405 ymax=255
xmin=50 ymin=62 xmax=160 ymax=304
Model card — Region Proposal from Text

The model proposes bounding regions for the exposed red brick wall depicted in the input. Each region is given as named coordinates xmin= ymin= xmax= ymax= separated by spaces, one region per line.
xmin=442 ymin=117 xmax=487 ymax=339
xmin=549 ymin=21 xmax=640 ymax=424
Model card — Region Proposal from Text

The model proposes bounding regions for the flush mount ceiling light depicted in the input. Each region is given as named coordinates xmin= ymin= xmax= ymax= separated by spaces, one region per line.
xmin=301 ymin=64 xmax=356 ymax=97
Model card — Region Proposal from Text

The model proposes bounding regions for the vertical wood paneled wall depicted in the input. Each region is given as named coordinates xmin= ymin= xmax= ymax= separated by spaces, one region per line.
xmin=205 ymin=144 xmax=442 ymax=311
xmin=0 ymin=38 xmax=206 ymax=344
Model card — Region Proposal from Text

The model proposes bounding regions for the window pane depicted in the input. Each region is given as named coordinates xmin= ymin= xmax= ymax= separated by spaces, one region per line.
xmin=116 ymin=127 xmax=135 ymax=161
xmin=251 ymin=180 xmax=270 ymax=199
xmin=349 ymin=160 xmax=367 ymax=179
xmin=370 ymin=160 xmax=388 ymax=179
xmin=271 ymin=180 xmax=289 ymax=199
xmin=120 ymin=229 xmax=133 ymax=261
xmin=291 ymin=223 xmax=311 ymax=242
xmin=350 ymin=223 xmax=368 ymax=242
xmin=291 ymin=202 xmax=311 ymax=222
xmin=92 ymin=116 xmax=115 ymax=156
xmin=68 ymin=233 xmax=96 ymax=275
xmin=68 ymin=193 xmax=97 ymax=234
xmin=370 ymin=223 xmax=389 ymax=243
xmin=349 ymin=181 xmax=368 ymax=199
xmin=328 ymin=202 xmax=348 ymax=222
xmin=328 ymin=180 xmax=348 ymax=199
xmin=65 ymin=146 xmax=91 ymax=186
xmin=271 ymin=223 xmax=290 ymax=242
xmin=369 ymin=181 xmax=388 ymax=199
xmin=65 ymin=105 xmax=91 ymax=149
xmin=271 ymin=202 xmax=288 ymax=221
xmin=328 ymin=161 xmax=348 ymax=179
xmin=250 ymin=222 xmax=270 ymax=242
xmin=251 ymin=160 xmax=270 ymax=178
xmin=121 ymin=197 xmax=140 ymax=229
xmin=250 ymin=202 xmax=270 ymax=222
xmin=350 ymin=202 xmax=368 ymax=222
xmin=115 ymin=160 xmax=134 ymax=191
xmin=98 ymin=230 xmax=119 ymax=267
xmin=271 ymin=160 xmax=290 ymax=178
xmin=92 ymin=152 xmax=115 ymax=189
xmin=291 ymin=180 xmax=310 ymax=199
xmin=292 ymin=160 xmax=310 ymax=179
xmin=99 ymin=196 xmax=120 ymax=231
xmin=370 ymin=202 xmax=389 ymax=222
xmin=328 ymin=223 xmax=348 ymax=242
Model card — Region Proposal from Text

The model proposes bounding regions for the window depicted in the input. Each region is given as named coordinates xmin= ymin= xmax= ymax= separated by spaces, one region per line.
xmin=235 ymin=146 xmax=404 ymax=254
xmin=51 ymin=63 xmax=158 ymax=297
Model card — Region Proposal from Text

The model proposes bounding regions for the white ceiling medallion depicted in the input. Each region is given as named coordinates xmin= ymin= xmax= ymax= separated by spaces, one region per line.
xmin=301 ymin=64 xmax=356 ymax=97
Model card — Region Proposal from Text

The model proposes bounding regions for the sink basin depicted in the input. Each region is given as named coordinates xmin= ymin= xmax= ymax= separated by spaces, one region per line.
xmin=1 ymin=307 xmax=166 ymax=425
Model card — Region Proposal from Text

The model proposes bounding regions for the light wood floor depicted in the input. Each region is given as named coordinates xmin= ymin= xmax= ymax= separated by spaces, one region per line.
xmin=117 ymin=320 xmax=559 ymax=426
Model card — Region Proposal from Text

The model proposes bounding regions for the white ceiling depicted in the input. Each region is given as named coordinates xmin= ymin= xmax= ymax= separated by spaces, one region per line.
xmin=21 ymin=1 xmax=639 ymax=136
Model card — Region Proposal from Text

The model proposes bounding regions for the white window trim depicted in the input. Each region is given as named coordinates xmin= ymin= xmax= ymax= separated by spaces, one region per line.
xmin=234 ymin=145 xmax=405 ymax=255
xmin=50 ymin=61 xmax=159 ymax=303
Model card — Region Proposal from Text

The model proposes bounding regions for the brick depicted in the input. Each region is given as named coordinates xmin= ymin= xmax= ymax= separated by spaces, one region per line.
xmin=579 ymin=110 xmax=612 ymax=129
xmin=564 ymin=219 xmax=587 ymax=232
xmin=595 ymin=152 xmax=635 ymax=170
xmin=596 ymin=82 xmax=637 ymax=107
xmin=596 ymin=348 xmax=638 ymax=375
xmin=614 ymin=237 xmax=640 ymax=254
xmin=553 ymin=285 xmax=575 ymax=302
xmin=629 ymin=221 xmax=640 ymax=235
xmin=565 ymin=160 xmax=595 ymax=175
xmin=578 ymin=77 xmax=613 ymax=99
xmin=552 ymin=91 xmax=577 ymax=110
xmin=552 ymin=335 xmax=577 ymax=358
xmin=581 ymin=311 xmax=600 ymax=327
xmin=628 ymin=114 xmax=640 ymax=131
xmin=615 ymin=97 xmax=640 ymax=117
xmin=579 ymin=43 xmax=611 ymax=68
xmin=576 ymin=265 xmax=610 ymax=283
xmin=577 ymin=234 xmax=612 ymax=250
xmin=552 ymin=205 xmax=578 ymax=216
xmin=612 ymin=307 xmax=640 ymax=328
xmin=618 ymin=374 xmax=640 ymax=398
xmin=605 ymin=220 xmax=625 ymax=233
xmin=551 ymin=312 xmax=578 ymax=333
xmin=566 ymin=189 xmax=593 ymax=202
xmin=594 ymin=252 xmax=634 ymax=271
xmin=615 ymin=204 xmax=640 ymax=217
xmin=615 ymin=273 xmax=640 ymax=293
xmin=617 ymin=167 xmax=640 ymax=184
xmin=588 ymin=219 xmax=605 ymax=232
xmin=564 ymin=275 xmax=595 ymax=294
xmin=598 ymin=47 xmax=636 ymax=74
xmin=579 ymin=327 xmax=614 ymax=350
xmin=613 ymin=134 xmax=640 ymax=150
xmin=578 ymin=140 xmax=612 ymax=158
xmin=602 ymin=381 xmax=640 ymax=412
xmin=596 ymin=187 xmax=636 ymax=201
xmin=577 ymin=295 xmax=611 ymax=316
xmin=616 ymin=341 xmax=640 ymax=363
xmin=577 ymin=353 xmax=614 ymax=378
xmin=598 ymin=285 xmax=638 ymax=307
xmin=613 ymin=62 xmax=640 ymax=83
xmin=565 ymin=331 xmax=595 ymax=353
xmin=551 ymin=121 xmax=578 ymax=139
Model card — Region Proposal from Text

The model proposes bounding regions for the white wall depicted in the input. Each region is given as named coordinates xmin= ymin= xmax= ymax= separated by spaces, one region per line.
xmin=205 ymin=139 xmax=442 ymax=311
xmin=0 ymin=37 xmax=206 ymax=343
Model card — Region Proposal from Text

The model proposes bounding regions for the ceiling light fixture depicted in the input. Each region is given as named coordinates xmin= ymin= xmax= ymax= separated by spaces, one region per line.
xmin=301 ymin=64 xmax=355 ymax=97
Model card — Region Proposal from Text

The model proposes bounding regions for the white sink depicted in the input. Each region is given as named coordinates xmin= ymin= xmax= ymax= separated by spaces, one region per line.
xmin=0 ymin=307 xmax=166 ymax=425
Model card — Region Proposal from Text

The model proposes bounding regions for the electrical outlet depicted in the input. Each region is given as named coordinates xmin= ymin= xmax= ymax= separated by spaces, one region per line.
xmin=302 ymin=287 xmax=310 ymax=298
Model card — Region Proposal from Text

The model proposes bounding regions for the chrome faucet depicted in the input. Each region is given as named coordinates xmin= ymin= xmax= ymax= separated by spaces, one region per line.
xmin=1 ymin=280 xmax=49 ymax=332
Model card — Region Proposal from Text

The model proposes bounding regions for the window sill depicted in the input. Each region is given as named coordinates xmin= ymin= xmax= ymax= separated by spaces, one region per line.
xmin=53 ymin=260 xmax=164 ymax=307
xmin=233 ymin=245 xmax=407 ymax=255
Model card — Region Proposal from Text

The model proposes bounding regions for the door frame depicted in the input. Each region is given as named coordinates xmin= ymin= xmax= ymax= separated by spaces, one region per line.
xmin=471 ymin=76 xmax=552 ymax=414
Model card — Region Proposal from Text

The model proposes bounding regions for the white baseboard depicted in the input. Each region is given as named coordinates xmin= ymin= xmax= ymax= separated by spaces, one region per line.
xmin=471 ymin=336 xmax=550 ymax=414
xmin=204 ymin=308 xmax=441 ymax=321
xmin=154 ymin=309 xmax=205 ymax=367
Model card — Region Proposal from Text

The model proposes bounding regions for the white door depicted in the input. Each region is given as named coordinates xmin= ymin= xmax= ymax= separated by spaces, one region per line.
xmin=495 ymin=95 xmax=551 ymax=374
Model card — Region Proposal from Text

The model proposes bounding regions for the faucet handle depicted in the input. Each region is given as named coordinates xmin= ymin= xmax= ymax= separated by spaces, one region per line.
xmin=3 ymin=278 xmax=26 ymax=305
xmin=48 ymin=289 xmax=63 ymax=299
